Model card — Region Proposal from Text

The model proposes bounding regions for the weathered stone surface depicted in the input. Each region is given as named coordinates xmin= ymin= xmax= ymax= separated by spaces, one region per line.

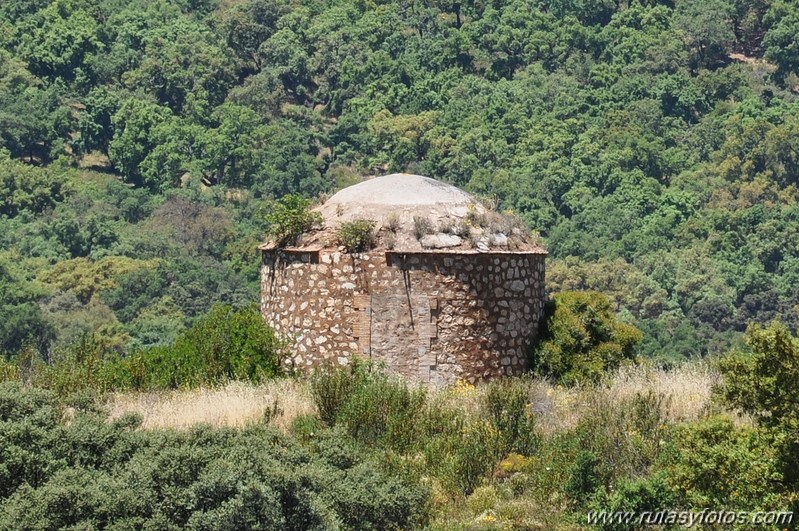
xmin=509 ymin=280 xmax=526 ymax=292
xmin=491 ymin=233 xmax=509 ymax=246
xmin=261 ymin=249 xmax=546 ymax=386
xmin=420 ymin=233 xmax=463 ymax=249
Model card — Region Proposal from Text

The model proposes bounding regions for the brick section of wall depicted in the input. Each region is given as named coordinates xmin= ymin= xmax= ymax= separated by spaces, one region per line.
xmin=261 ymin=250 xmax=545 ymax=385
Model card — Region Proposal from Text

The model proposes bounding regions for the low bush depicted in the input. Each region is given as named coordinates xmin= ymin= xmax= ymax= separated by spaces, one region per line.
xmin=483 ymin=378 xmax=538 ymax=458
xmin=587 ymin=473 xmax=675 ymax=531
xmin=337 ymin=219 xmax=376 ymax=252
xmin=265 ymin=194 xmax=322 ymax=246
xmin=715 ymin=321 xmax=799 ymax=488
xmin=0 ymin=358 xmax=17 ymax=383
xmin=109 ymin=304 xmax=283 ymax=390
xmin=0 ymin=382 xmax=429 ymax=530
xmin=29 ymin=334 xmax=117 ymax=395
xmin=572 ymin=389 xmax=669 ymax=489
xmin=412 ymin=215 xmax=434 ymax=240
xmin=423 ymin=418 xmax=499 ymax=494
xmin=311 ymin=360 xmax=426 ymax=451
xmin=311 ymin=364 xmax=541 ymax=496
xmin=310 ymin=360 xmax=370 ymax=425
xmin=532 ymin=291 xmax=643 ymax=385
xmin=1 ymin=305 xmax=284 ymax=393
xmin=716 ymin=322 xmax=799 ymax=430
xmin=662 ymin=416 xmax=789 ymax=513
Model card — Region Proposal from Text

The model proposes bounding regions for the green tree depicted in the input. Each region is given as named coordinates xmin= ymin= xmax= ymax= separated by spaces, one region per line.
xmin=16 ymin=0 xmax=102 ymax=82
xmin=192 ymin=103 xmax=268 ymax=187
xmin=0 ymin=254 xmax=53 ymax=356
xmin=673 ymin=0 xmax=735 ymax=70
xmin=123 ymin=16 xmax=236 ymax=114
xmin=218 ymin=0 xmax=286 ymax=74
xmin=253 ymin=120 xmax=326 ymax=197
xmin=763 ymin=4 xmax=799 ymax=85
xmin=533 ymin=291 xmax=643 ymax=384
xmin=0 ymin=77 xmax=72 ymax=162
xmin=108 ymin=99 xmax=173 ymax=187
xmin=717 ymin=322 xmax=799 ymax=487
xmin=717 ymin=321 xmax=799 ymax=431
xmin=0 ymin=155 xmax=71 ymax=217
xmin=74 ymin=87 xmax=120 ymax=156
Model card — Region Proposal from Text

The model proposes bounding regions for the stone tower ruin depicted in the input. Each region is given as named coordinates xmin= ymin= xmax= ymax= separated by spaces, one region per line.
xmin=260 ymin=174 xmax=547 ymax=385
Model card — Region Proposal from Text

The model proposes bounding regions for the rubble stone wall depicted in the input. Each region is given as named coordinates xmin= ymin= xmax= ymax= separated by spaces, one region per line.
xmin=261 ymin=250 xmax=546 ymax=385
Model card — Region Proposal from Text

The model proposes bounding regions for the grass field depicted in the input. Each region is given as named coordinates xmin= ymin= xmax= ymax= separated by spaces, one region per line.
xmin=108 ymin=361 xmax=729 ymax=433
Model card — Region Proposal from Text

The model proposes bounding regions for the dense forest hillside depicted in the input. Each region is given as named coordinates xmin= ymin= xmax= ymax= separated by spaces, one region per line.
xmin=1 ymin=0 xmax=799 ymax=362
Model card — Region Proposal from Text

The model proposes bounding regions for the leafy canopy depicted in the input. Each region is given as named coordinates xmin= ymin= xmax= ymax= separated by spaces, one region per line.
xmin=533 ymin=291 xmax=643 ymax=385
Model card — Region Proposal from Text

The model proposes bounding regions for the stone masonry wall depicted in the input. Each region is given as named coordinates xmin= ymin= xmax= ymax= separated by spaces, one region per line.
xmin=261 ymin=250 xmax=546 ymax=386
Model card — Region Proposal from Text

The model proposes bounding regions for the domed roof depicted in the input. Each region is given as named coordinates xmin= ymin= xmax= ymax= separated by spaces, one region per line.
xmin=262 ymin=174 xmax=546 ymax=254
xmin=325 ymin=173 xmax=474 ymax=208
xmin=317 ymin=173 xmax=481 ymax=228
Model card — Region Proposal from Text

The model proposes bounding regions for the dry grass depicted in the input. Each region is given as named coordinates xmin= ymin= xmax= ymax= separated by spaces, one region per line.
xmin=77 ymin=151 xmax=112 ymax=170
xmin=527 ymin=362 xmax=724 ymax=435
xmin=107 ymin=379 xmax=315 ymax=431
xmin=105 ymin=362 xmax=723 ymax=433
xmin=603 ymin=362 xmax=720 ymax=423
xmin=437 ymin=362 xmax=723 ymax=436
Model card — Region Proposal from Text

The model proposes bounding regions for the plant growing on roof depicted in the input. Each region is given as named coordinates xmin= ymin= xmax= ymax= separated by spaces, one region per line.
xmin=265 ymin=194 xmax=323 ymax=246
xmin=466 ymin=202 xmax=488 ymax=228
xmin=385 ymin=211 xmax=401 ymax=232
xmin=337 ymin=219 xmax=376 ymax=252
xmin=412 ymin=215 xmax=433 ymax=240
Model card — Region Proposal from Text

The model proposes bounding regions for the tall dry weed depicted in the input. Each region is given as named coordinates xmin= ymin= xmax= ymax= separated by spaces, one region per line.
xmin=108 ymin=379 xmax=314 ymax=431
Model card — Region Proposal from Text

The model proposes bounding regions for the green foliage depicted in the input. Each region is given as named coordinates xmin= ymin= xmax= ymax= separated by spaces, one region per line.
xmin=673 ymin=0 xmax=736 ymax=69
xmin=337 ymin=219 xmax=375 ymax=253
xmin=111 ymin=304 xmax=283 ymax=390
xmin=0 ymin=254 xmax=54 ymax=355
xmin=311 ymin=361 xmax=427 ymax=451
xmin=482 ymin=378 xmax=537 ymax=457
xmin=311 ymin=364 xmax=542 ymax=496
xmin=662 ymin=416 xmax=789 ymax=512
xmin=265 ymin=194 xmax=322 ymax=246
xmin=16 ymin=0 xmax=101 ymax=82
xmin=310 ymin=360 xmax=368 ymax=426
xmin=567 ymin=389 xmax=670 ymax=500
xmin=0 ymin=382 xmax=429 ymax=530
xmin=587 ymin=473 xmax=675 ymax=531
xmin=1 ymin=1 xmax=799 ymax=523
xmin=0 ymin=0 xmax=797 ymax=363
xmin=533 ymin=291 xmax=643 ymax=385
xmin=431 ymin=420 xmax=500 ymax=495
xmin=0 ymin=154 xmax=70 ymax=217
xmin=108 ymin=99 xmax=175 ymax=187
xmin=718 ymin=321 xmax=799 ymax=431
xmin=26 ymin=333 xmax=119 ymax=395
xmin=716 ymin=321 xmax=799 ymax=486
xmin=2 ymin=305 xmax=282 ymax=394
xmin=0 ymin=303 xmax=53 ymax=356
xmin=565 ymin=450 xmax=603 ymax=504
xmin=764 ymin=5 xmax=799 ymax=85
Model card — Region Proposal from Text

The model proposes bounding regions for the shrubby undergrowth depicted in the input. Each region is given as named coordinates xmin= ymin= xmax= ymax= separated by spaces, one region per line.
xmin=2 ymin=329 xmax=799 ymax=529
xmin=306 ymin=345 xmax=799 ymax=530
xmin=0 ymin=382 xmax=428 ymax=530
xmin=0 ymin=304 xmax=283 ymax=393
xmin=310 ymin=361 xmax=539 ymax=495
xmin=533 ymin=291 xmax=643 ymax=385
